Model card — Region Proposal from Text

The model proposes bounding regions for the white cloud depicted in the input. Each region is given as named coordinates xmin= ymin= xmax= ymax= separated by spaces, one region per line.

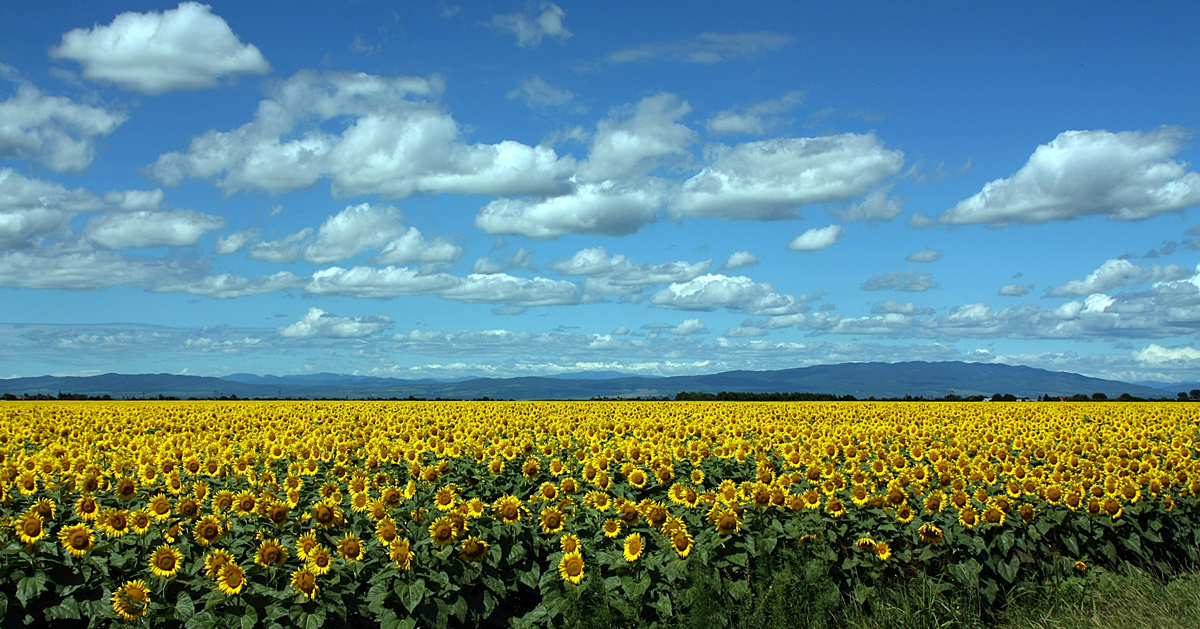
xmin=669 ymin=134 xmax=904 ymax=220
xmin=723 ymin=325 xmax=769 ymax=338
xmin=103 ymin=189 xmax=164 ymax=211
xmin=147 ymin=70 xmax=575 ymax=198
xmin=152 ymin=271 xmax=306 ymax=298
xmin=475 ymin=179 xmax=666 ymax=239
xmin=787 ymin=224 xmax=844 ymax=251
xmin=832 ymin=189 xmax=904 ymax=222
xmin=705 ymin=90 xmax=805 ymax=136
xmin=1047 ymin=258 xmax=1191 ymax=297
xmin=0 ymin=168 xmax=104 ymax=249
xmin=507 ymin=76 xmax=575 ymax=108
xmin=672 ymin=318 xmax=709 ymax=336
xmin=213 ymin=229 xmax=259 ymax=255
xmin=720 ymin=251 xmax=758 ymax=271
xmin=909 ymin=212 xmax=934 ymax=229
xmin=49 ymin=2 xmax=268 ymax=95
xmin=0 ymin=242 xmax=198 ymax=290
xmin=580 ymin=93 xmax=697 ymax=183
xmin=608 ymin=32 xmax=792 ymax=64
xmin=249 ymin=228 xmax=312 ymax=263
xmin=278 ymin=307 xmax=393 ymax=338
xmin=439 ymin=273 xmax=580 ymax=307
xmin=998 ymin=283 xmax=1031 ymax=297
xmin=906 ymin=249 xmax=941 ymax=263
xmin=305 ymin=203 xmax=406 ymax=264
xmin=0 ymin=82 xmax=125 ymax=172
xmin=550 ymin=246 xmax=710 ymax=286
xmin=307 ymin=266 xmax=459 ymax=299
xmin=650 ymin=274 xmax=802 ymax=315
xmin=84 ymin=209 xmax=225 ymax=249
xmin=1134 ymin=344 xmax=1200 ymax=365
xmin=940 ymin=127 xmax=1200 ymax=225
xmin=491 ymin=3 xmax=572 ymax=48
xmin=861 ymin=270 xmax=937 ymax=292
xmin=612 ymin=326 xmax=630 ymax=335
xmin=372 ymin=227 xmax=463 ymax=266
xmin=870 ymin=299 xmax=934 ymax=316
xmin=472 ymin=247 xmax=535 ymax=275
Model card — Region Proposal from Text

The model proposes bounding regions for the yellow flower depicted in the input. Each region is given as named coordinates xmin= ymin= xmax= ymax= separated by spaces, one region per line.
xmin=205 ymin=549 xmax=234 ymax=579
xmin=337 ymin=533 xmax=364 ymax=561
xmin=57 ymin=524 xmax=94 ymax=557
xmin=602 ymin=519 xmax=622 ymax=538
xmin=307 ymin=545 xmax=333 ymax=576
xmin=429 ymin=516 xmax=458 ymax=547
xmin=254 ymin=538 xmax=288 ymax=568
xmin=290 ymin=567 xmax=320 ymax=600
xmin=875 ymin=542 xmax=892 ymax=561
xmin=558 ymin=551 xmax=585 ymax=585
xmin=296 ymin=532 xmax=319 ymax=561
xmin=193 ymin=515 xmax=224 ymax=546
xmin=460 ymin=536 xmax=489 ymax=562
xmin=150 ymin=544 xmax=183 ymax=578
xmin=389 ymin=538 xmax=413 ymax=571
xmin=111 ymin=580 xmax=150 ymax=621
xmin=670 ymin=529 xmax=694 ymax=558
xmin=918 ymin=523 xmax=944 ymax=544
xmin=539 ymin=506 xmax=566 ymax=534
xmin=560 ymin=533 xmax=581 ymax=554
xmin=623 ymin=532 xmax=644 ymax=562
xmin=218 ymin=563 xmax=246 ymax=595
xmin=14 ymin=511 xmax=44 ymax=545
xmin=715 ymin=508 xmax=742 ymax=536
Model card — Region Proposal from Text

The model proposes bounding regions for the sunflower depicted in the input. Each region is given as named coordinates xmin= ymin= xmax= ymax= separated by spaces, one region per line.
xmin=493 ymin=495 xmax=526 ymax=525
xmin=150 ymin=544 xmax=183 ymax=578
xmin=193 ymin=515 xmax=224 ymax=546
xmin=311 ymin=501 xmax=343 ymax=529
xmin=537 ymin=482 xmax=559 ymax=502
xmin=148 ymin=494 xmax=172 ymax=520
xmin=715 ymin=508 xmax=742 ymax=536
xmin=855 ymin=536 xmax=877 ymax=552
xmin=99 ymin=509 xmax=130 ymax=538
xmin=74 ymin=495 xmax=100 ymax=521
xmin=623 ymin=532 xmax=645 ymax=562
xmin=465 ymin=498 xmax=486 ymax=518
xmin=434 ymin=486 xmax=457 ymax=511
xmin=177 ymin=497 xmax=200 ymax=520
xmin=265 ymin=502 xmax=290 ymax=527
xmin=14 ymin=511 xmax=45 ymax=545
xmin=213 ymin=491 xmax=234 ymax=513
xmin=641 ymin=501 xmax=668 ymax=529
xmin=254 ymin=538 xmax=288 ymax=568
xmin=129 ymin=510 xmax=152 ymax=535
xmin=958 ymin=505 xmax=979 ymax=529
xmin=627 ymin=468 xmax=648 ymax=489
xmin=31 ymin=497 xmax=56 ymax=521
xmin=1074 ymin=560 xmax=1088 ymax=573
xmin=18 ymin=472 xmax=37 ymax=495
xmin=205 ymin=549 xmax=234 ymax=579
xmin=918 ymin=523 xmax=944 ymax=544
xmin=551 ymin=550 xmax=584 ymax=585
xmin=375 ymin=516 xmax=399 ymax=546
xmin=218 ymin=563 xmax=246 ymax=596
xmin=296 ymin=532 xmax=319 ymax=561
xmin=111 ymin=580 xmax=150 ymax=622
xmin=825 ymin=498 xmax=848 ymax=519
xmin=350 ymin=492 xmax=370 ymax=513
xmin=923 ymin=490 xmax=945 ymax=514
xmin=290 ymin=567 xmax=320 ymax=600
xmin=1102 ymin=496 xmax=1123 ymax=520
xmin=616 ymin=500 xmax=641 ymax=525
xmin=895 ymin=504 xmax=915 ymax=524
xmin=460 ymin=536 xmax=489 ymax=562
xmin=560 ymin=533 xmax=581 ymax=554
xmin=602 ymin=519 xmax=622 ymax=538
xmin=671 ymin=530 xmax=694 ymax=558
xmin=982 ymin=506 xmax=1006 ymax=527
xmin=389 ymin=538 xmax=413 ymax=571
xmin=875 ymin=542 xmax=892 ymax=561
xmin=428 ymin=516 xmax=458 ymax=547
xmin=691 ymin=469 xmax=705 ymax=486
xmin=307 ymin=546 xmax=334 ymax=576
xmin=57 ymin=524 xmax=94 ymax=557
xmin=337 ymin=533 xmax=364 ymax=561
xmin=488 ymin=459 xmax=504 ymax=475
xmin=539 ymin=506 xmax=566 ymax=534
xmin=561 ymin=478 xmax=579 ymax=495
xmin=114 ymin=476 xmax=138 ymax=501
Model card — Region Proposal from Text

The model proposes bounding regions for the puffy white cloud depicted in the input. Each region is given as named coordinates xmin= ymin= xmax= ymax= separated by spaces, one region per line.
xmin=940 ymin=127 xmax=1200 ymax=225
xmin=671 ymin=318 xmax=709 ymax=336
xmin=249 ymin=229 xmax=312 ymax=263
xmin=650 ymin=274 xmax=802 ymax=315
xmin=278 ymin=307 xmax=393 ymax=338
xmin=787 ymin=224 xmax=844 ymax=251
xmin=612 ymin=325 xmax=630 ymax=335
xmin=909 ymin=212 xmax=934 ymax=229
xmin=705 ymin=90 xmax=805 ymax=136
xmin=152 ymin=271 xmax=306 ymax=298
xmin=475 ymin=179 xmax=666 ymax=239
xmin=0 ymin=83 xmax=125 ymax=172
xmin=0 ymin=168 xmax=104 ymax=249
xmin=84 ymin=209 xmax=225 ymax=249
xmin=1134 ymin=344 xmax=1200 ymax=365
xmin=723 ymin=325 xmax=769 ymax=338
xmin=669 ymin=134 xmax=904 ymax=220
xmin=304 ymin=203 xmax=406 ymax=264
xmin=580 ymin=93 xmax=697 ymax=183
xmin=307 ymin=266 xmax=459 ymax=299
xmin=906 ymin=249 xmax=941 ymax=263
xmin=861 ymin=270 xmax=937 ymax=292
xmin=507 ymin=76 xmax=575 ymax=108
xmin=103 ymin=189 xmax=164 ymax=211
xmin=720 ymin=251 xmax=758 ymax=271
xmin=491 ymin=3 xmax=572 ymax=48
xmin=0 ymin=242 xmax=199 ymax=290
xmin=608 ymin=32 xmax=792 ymax=64
xmin=1047 ymin=258 xmax=1190 ymax=297
xmin=49 ymin=2 xmax=269 ymax=94
xmin=999 ymin=283 xmax=1031 ymax=296
xmin=831 ymin=189 xmax=903 ymax=222
xmin=472 ymin=247 xmax=534 ymax=275
xmin=147 ymin=70 xmax=575 ymax=198
xmin=871 ymin=300 xmax=934 ymax=315
xmin=550 ymin=246 xmax=710 ymax=286
xmin=213 ymin=229 xmax=259 ymax=255
xmin=372 ymin=227 xmax=463 ymax=266
xmin=439 ymin=273 xmax=580 ymax=306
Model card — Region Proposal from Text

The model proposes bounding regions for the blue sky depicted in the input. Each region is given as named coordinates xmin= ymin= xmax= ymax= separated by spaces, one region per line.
xmin=3 ymin=1 xmax=1200 ymax=383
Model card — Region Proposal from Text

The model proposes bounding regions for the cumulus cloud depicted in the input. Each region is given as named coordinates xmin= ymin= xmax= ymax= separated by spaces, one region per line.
xmin=705 ymin=90 xmax=805 ymax=136
xmin=491 ymin=3 xmax=571 ymax=48
xmin=787 ymin=224 xmax=844 ymax=251
xmin=1134 ymin=344 xmax=1200 ymax=365
xmin=672 ymin=318 xmax=709 ymax=336
xmin=580 ymin=93 xmax=697 ymax=183
xmin=940 ymin=127 xmax=1200 ymax=226
xmin=372 ymin=227 xmax=463 ymax=266
xmin=999 ymin=283 xmax=1031 ymax=297
xmin=213 ymin=229 xmax=259 ymax=255
xmin=307 ymin=266 xmax=459 ymax=299
xmin=103 ymin=189 xmax=165 ymax=211
xmin=669 ymin=134 xmax=904 ymax=220
xmin=475 ymin=180 xmax=667 ymax=239
xmin=608 ymin=32 xmax=792 ymax=64
xmin=861 ymin=270 xmax=937 ymax=292
xmin=304 ymin=203 xmax=406 ymax=264
xmin=831 ymin=189 xmax=904 ymax=222
xmin=650 ymin=274 xmax=803 ymax=315
xmin=152 ymin=271 xmax=306 ymax=298
xmin=49 ymin=2 xmax=269 ymax=94
xmin=278 ymin=307 xmax=393 ymax=338
xmin=0 ymin=168 xmax=104 ymax=249
xmin=472 ymin=247 xmax=534 ymax=275
xmin=550 ymin=246 xmax=710 ymax=286
xmin=720 ymin=251 xmax=758 ymax=271
xmin=507 ymin=76 xmax=576 ymax=108
xmin=1047 ymin=258 xmax=1191 ymax=297
xmin=249 ymin=229 xmax=312 ymax=263
xmin=906 ymin=249 xmax=941 ymax=263
xmin=0 ymin=242 xmax=200 ymax=290
xmin=0 ymin=82 xmax=126 ymax=171
xmin=146 ymin=70 xmax=575 ymax=198
xmin=84 ymin=209 xmax=225 ymax=249
xmin=870 ymin=299 xmax=934 ymax=315
xmin=440 ymin=273 xmax=580 ymax=307
xmin=909 ymin=212 xmax=934 ymax=229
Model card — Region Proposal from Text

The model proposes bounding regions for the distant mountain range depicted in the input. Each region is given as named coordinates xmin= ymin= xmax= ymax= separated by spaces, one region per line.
xmin=0 ymin=362 xmax=1177 ymax=400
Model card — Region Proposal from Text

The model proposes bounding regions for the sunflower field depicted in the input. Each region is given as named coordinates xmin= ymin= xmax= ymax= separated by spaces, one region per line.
xmin=1 ymin=400 xmax=1199 ymax=627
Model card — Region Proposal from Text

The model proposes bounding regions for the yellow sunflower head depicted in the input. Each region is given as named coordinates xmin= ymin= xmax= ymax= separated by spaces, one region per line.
xmin=558 ymin=551 xmax=585 ymax=585
xmin=290 ymin=567 xmax=319 ymax=600
xmin=337 ymin=533 xmax=364 ymax=562
xmin=111 ymin=580 xmax=150 ymax=621
xmin=57 ymin=524 xmax=94 ymax=557
xmin=428 ymin=516 xmax=458 ymax=547
xmin=218 ymin=563 xmax=245 ymax=596
xmin=460 ymin=536 xmax=489 ymax=562
xmin=149 ymin=544 xmax=183 ymax=578
xmin=623 ymin=532 xmax=644 ymax=562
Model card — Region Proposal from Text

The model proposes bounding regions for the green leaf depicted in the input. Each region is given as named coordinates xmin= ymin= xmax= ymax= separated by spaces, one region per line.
xmin=176 ymin=592 xmax=195 ymax=620
xmin=519 ymin=565 xmax=541 ymax=590
xmin=726 ymin=552 xmax=748 ymax=567
xmin=0 ymin=591 xmax=7 ymax=622
xmin=1064 ymin=535 xmax=1080 ymax=557
xmin=729 ymin=579 xmax=751 ymax=601
xmin=304 ymin=608 xmax=326 ymax=629
xmin=509 ymin=542 xmax=527 ymax=564
xmin=43 ymin=597 xmax=81 ymax=621
xmin=1122 ymin=534 xmax=1143 ymax=556
xmin=483 ymin=576 xmax=507 ymax=595
xmin=761 ymin=534 xmax=778 ymax=555
xmin=996 ymin=555 xmax=1020 ymax=584
xmin=15 ymin=571 xmax=47 ymax=605
xmin=981 ymin=578 xmax=1000 ymax=605
xmin=404 ymin=578 xmax=426 ymax=613
xmin=853 ymin=583 xmax=874 ymax=605
xmin=998 ymin=530 xmax=1015 ymax=554
xmin=653 ymin=593 xmax=673 ymax=617
xmin=449 ymin=595 xmax=468 ymax=622
xmin=185 ymin=611 xmax=218 ymax=629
